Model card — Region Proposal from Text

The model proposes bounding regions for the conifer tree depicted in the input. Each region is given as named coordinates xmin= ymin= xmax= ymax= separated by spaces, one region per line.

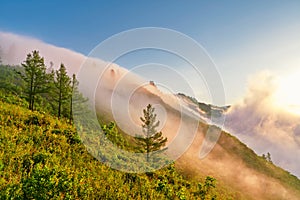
xmin=69 ymin=74 xmax=88 ymax=124
xmin=267 ymin=152 xmax=272 ymax=163
xmin=19 ymin=50 xmax=49 ymax=111
xmin=69 ymin=74 xmax=78 ymax=123
xmin=135 ymin=104 xmax=167 ymax=162
xmin=53 ymin=64 xmax=71 ymax=119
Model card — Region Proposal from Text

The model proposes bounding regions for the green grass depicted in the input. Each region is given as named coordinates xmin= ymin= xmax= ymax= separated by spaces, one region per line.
xmin=0 ymin=99 xmax=223 ymax=199
xmin=1 ymin=64 xmax=299 ymax=199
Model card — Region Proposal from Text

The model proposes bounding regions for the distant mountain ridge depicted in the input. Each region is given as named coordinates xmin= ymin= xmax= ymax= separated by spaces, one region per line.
xmin=176 ymin=93 xmax=230 ymax=120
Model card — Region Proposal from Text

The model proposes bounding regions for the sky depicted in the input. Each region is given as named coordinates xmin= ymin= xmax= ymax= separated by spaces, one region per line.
xmin=1 ymin=0 xmax=300 ymax=104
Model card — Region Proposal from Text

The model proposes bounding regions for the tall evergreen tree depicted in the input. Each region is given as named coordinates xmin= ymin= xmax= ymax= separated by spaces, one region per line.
xmin=19 ymin=50 xmax=49 ymax=111
xmin=69 ymin=74 xmax=88 ymax=124
xmin=69 ymin=74 xmax=78 ymax=123
xmin=135 ymin=104 xmax=167 ymax=162
xmin=53 ymin=64 xmax=71 ymax=119
xmin=267 ymin=152 xmax=272 ymax=163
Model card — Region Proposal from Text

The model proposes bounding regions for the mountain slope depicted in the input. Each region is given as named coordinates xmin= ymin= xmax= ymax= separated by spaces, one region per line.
xmin=1 ymin=60 xmax=300 ymax=199
xmin=176 ymin=93 xmax=230 ymax=122
xmin=173 ymin=92 xmax=300 ymax=199
xmin=0 ymin=98 xmax=225 ymax=199
xmin=176 ymin=124 xmax=300 ymax=200
xmin=91 ymin=74 xmax=300 ymax=199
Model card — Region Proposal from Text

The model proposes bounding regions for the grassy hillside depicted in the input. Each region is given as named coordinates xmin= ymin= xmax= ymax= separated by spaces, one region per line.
xmin=1 ymin=64 xmax=300 ymax=199
xmin=218 ymin=128 xmax=300 ymax=195
xmin=0 ymin=97 xmax=225 ymax=199
xmin=175 ymin=123 xmax=300 ymax=200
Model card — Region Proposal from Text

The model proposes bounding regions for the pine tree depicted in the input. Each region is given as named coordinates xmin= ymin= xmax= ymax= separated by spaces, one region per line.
xmin=135 ymin=104 xmax=167 ymax=162
xmin=53 ymin=64 xmax=71 ymax=119
xmin=69 ymin=74 xmax=77 ymax=123
xmin=69 ymin=74 xmax=79 ymax=123
xmin=19 ymin=50 xmax=50 ymax=111
xmin=267 ymin=152 xmax=272 ymax=163
xmin=69 ymin=74 xmax=88 ymax=124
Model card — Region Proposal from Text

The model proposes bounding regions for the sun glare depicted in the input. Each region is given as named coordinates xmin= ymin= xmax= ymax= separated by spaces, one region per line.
xmin=274 ymin=71 xmax=300 ymax=116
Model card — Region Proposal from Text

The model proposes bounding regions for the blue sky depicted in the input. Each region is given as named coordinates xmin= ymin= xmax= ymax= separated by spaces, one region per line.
xmin=1 ymin=0 xmax=300 ymax=104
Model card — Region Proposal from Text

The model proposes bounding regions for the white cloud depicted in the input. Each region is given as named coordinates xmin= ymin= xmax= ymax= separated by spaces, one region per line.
xmin=0 ymin=31 xmax=85 ymax=75
xmin=225 ymin=71 xmax=300 ymax=177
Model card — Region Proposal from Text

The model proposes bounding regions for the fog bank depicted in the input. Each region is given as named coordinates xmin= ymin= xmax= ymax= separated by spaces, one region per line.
xmin=225 ymin=71 xmax=300 ymax=177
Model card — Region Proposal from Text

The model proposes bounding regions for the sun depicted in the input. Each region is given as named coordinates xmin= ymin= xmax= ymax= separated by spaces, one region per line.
xmin=274 ymin=70 xmax=300 ymax=116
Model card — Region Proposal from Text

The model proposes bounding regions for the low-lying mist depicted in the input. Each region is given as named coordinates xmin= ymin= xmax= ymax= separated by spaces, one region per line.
xmin=0 ymin=31 xmax=84 ymax=75
xmin=225 ymin=71 xmax=300 ymax=177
